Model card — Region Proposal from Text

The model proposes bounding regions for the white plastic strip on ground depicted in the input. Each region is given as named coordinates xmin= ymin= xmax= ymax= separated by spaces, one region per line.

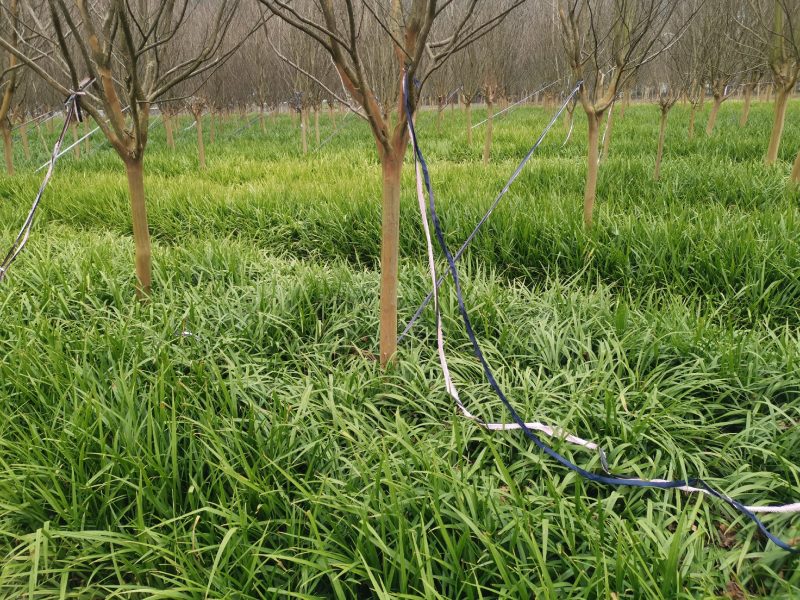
xmin=410 ymin=118 xmax=602 ymax=457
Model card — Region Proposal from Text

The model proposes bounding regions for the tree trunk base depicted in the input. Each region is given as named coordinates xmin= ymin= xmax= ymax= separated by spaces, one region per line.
xmin=125 ymin=158 xmax=152 ymax=298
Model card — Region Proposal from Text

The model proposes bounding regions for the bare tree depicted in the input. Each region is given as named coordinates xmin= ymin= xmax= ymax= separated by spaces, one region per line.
xmin=0 ymin=1 xmax=249 ymax=297
xmin=738 ymin=67 xmax=764 ymax=127
xmin=452 ymin=43 xmax=481 ymax=144
xmin=744 ymin=0 xmax=800 ymax=165
xmin=256 ymin=0 xmax=525 ymax=367
xmin=188 ymin=95 xmax=208 ymax=168
xmin=649 ymin=54 xmax=680 ymax=180
xmin=0 ymin=0 xmax=22 ymax=174
xmin=271 ymin=16 xmax=334 ymax=154
xmin=699 ymin=0 xmax=744 ymax=136
xmin=559 ymin=0 xmax=684 ymax=227
xmin=670 ymin=0 xmax=707 ymax=140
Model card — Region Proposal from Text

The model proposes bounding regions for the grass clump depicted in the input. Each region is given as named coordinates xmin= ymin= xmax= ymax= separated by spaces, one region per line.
xmin=1 ymin=100 xmax=799 ymax=598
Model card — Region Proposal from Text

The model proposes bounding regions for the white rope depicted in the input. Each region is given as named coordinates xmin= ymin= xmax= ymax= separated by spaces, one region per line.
xmin=408 ymin=97 xmax=603 ymax=458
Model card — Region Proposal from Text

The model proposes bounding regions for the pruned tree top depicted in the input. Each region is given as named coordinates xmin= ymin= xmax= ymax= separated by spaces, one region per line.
xmin=256 ymin=0 xmax=525 ymax=158
xmin=559 ymin=0 xmax=690 ymax=114
xmin=0 ymin=0 xmax=253 ymax=159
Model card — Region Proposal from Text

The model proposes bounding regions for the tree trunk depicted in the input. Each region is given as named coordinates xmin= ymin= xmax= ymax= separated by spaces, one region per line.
xmin=791 ymin=148 xmax=800 ymax=184
xmin=483 ymin=97 xmax=493 ymax=165
xmin=314 ymin=107 xmax=320 ymax=147
xmin=47 ymin=117 xmax=54 ymax=135
xmin=379 ymin=153 xmax=402 ymax=367
xmin=465 ymin=102 xmax=472 ymax=145
xmin=164 ymin=114 xmax=175 ymax=150
xmin=654 ymin=109 xmax=668 ymax=181
xmin=436 ymin=107 xmax=443 ymax=133
xmin=2 ymin=123 xmax=13 ymax=175
xmin=766 ymin=87 xmax=791 ymax=165
xmin=209 ymin=113 xmax=216 ymax=145
xmin=259 ymin=106 xmax=266 ymax=133
xmin=124 ymin=157 xmax=152 ymax=298
xmin=195 ymin=115 xmax=206 ymax=169
xmin=688 ymin=104 xmax=697 ymax=140
xmin=83 ymin=120 xmax=91 ymax=154
xmin=584 ymin=111 xmax=600 ymax=228
xmin=71 ymin=123 xmax=80 ymax=159
xmin=329 ymin=103 xmax=336 ymax=130
xmin=739 ymin=85 xmax=753 ymax=128
xmin=705 ymin=97 xmax=722 ymax=136
xmin=20 ymin=122 xmax=30 ymax=161
xmin=37 ymin=123 xmax=47 ymax=153
xmin=601 ymin=106 xmax=615 ymax=162
xmin=301 ymin=108 xmax=308 ymax=154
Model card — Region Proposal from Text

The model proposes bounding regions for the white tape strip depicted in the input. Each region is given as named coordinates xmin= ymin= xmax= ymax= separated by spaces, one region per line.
xmin=411 ymin=128 xmax=600 ymax=456
xmin=406 ymin=75 xmax=800 ymax=517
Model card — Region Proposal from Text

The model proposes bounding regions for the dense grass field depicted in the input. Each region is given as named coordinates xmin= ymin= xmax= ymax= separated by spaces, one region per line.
xmin=1 ymin=98 xmax=799 ymax=598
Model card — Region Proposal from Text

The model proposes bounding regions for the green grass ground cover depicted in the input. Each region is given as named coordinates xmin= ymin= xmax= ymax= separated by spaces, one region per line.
xmin=1 ymin=99 xmax=799 ymax=597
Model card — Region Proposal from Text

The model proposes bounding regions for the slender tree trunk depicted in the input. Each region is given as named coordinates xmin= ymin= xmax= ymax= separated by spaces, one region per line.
xmin=688 ymin=104 xmax=697 ymax=140
xmin=71 ymin=123 xmax=80 ymax=159
xmin=301 ymin=108 xmax=308 ymax=154
xmin=654 ymin=109 xmax=668 ymax=181
xmin=37 ymin=123 xmax=47 ymax=153
xmin=584 ymin=111 xmax=600 ymax=228
xmin=465 ymin=102 xmax=472 ymax=145
xmin=766 ymin=87 xmax=791 ymax=165
xmin=2 ymin=123 xmax=13 ymax=175
xmin=705 ymin=97 xmax=722 ymax=136
xmin=739 ymin=85 xmax=753 ymax=128
xmin=791 ymin=148 xmax=800 ymax=184
xmin=260 ymin=105 xmax=266 ymax=133
xmin=379 ymin=152 xmax=402 ymax=367
xmin=20 ymin=122 xmax=30 ymax=161
xmin=124 ymin=157 xmax=152 ymax=298
xmin=436 ymin=107 xmax=443 ymax=133
xmin=314 ymin=107 xmax=320 ymax=147
xmin=47 ymin=117 xmax=54 ymax=135
xmin=83 ymin=120 xmax=91 ymax=154
xmin=209 ymin=113 xmax=216 ymax=145
xmin=329 ymin=103 xmax=336 ymax=130
xmin=483 ymin=96 xmax=493 ymax=165
xmin=601 ymin=106 xmax=615 ymax=162
xmin=195 ymin=114 xmax=206 ymax=169
xmin=164 ymin=114 xmax=175 ymax=150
